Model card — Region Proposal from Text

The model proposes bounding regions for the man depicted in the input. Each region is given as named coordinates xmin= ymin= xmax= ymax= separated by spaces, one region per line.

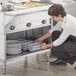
xmin=36 ymin=4 xmax=76 ymax=65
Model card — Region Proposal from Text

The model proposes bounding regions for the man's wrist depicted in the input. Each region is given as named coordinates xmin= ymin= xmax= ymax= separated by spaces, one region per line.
xmin=46 ymin=43 xmax=54 ymax=48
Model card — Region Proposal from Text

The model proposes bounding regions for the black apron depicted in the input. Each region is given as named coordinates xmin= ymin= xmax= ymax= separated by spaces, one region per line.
xmin=63 ymin=35 xmax=76 ymax=57
xmin=52 ymin=31 xmax=76 ymax=57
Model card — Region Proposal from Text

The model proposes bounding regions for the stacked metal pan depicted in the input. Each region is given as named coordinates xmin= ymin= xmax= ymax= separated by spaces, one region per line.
xmin=6 ymin=39 xmax=46 ymax=55
xmin=27 ymin=42 xmax=46 ymax=52
xmin=20 ymin=40 xmax=46 ymax=52
xmin=6 ymin=40 xmax=22 ymax=55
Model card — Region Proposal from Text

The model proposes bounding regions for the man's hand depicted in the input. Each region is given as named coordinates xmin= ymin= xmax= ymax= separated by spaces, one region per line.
xmin=35 ymin=37 xmax=44 ymax=42
xmin=35 ymin=32 xmax=51 ymax=42
xmin=40 ymin=44 xmax=48 ymax=50
xmin=40 ymin=43 xmax=54 ymax=50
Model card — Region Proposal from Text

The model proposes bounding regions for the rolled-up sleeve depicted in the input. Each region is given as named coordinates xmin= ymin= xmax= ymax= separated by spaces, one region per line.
xmin=53 ymin=23 xmax=72 ymax=46
xmin=49 ymin=22 xmax=62 ymax=33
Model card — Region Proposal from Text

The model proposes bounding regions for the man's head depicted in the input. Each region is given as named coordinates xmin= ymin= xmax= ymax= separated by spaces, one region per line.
xmin=48 ymin=4 xmax=66 ymax=22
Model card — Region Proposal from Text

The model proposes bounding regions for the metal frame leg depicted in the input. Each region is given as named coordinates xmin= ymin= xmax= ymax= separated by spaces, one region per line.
xmin=40 ymin=53 xmax=50 ymax=62
xmin=36 ymin=54 xmax=40 ymax=62
xmin=46 ymin=51 xmax=51 ymax=62
xmin=2 ymin=59 xmax=6 ymax=74
xmin=24 ymin=57 xmax=27 ymax=67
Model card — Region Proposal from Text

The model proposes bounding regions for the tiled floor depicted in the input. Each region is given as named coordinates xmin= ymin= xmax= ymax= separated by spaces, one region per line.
xmin=0 ymin=54 xmax=76 ymax=76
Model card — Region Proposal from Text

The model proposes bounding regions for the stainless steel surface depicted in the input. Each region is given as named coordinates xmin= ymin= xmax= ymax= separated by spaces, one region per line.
xmin=1 ymin=4 xmax=14 ymax=11
xmin=30 ymin=0 xmax=53 ymax=4
xmin=0 ymin=0 xmax=12 ymax=4
xmin=0 ymin=0 xmax=51 ymax=74
xmin=2 ymin=59 xmax=6 ymax=74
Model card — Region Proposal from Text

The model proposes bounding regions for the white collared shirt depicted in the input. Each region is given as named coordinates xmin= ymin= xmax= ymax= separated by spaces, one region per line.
xmin=49 ymin=14 xmax=76 ymax=46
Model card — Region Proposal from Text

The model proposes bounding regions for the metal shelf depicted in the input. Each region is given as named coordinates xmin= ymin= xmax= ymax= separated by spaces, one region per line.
xmin=6 ymin=49 xmax=51 ymax=61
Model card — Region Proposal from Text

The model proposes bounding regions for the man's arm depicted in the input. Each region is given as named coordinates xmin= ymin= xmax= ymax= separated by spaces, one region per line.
xmin=36 ymin=22 xmax=62 ymax=42
xmin=49 ymin=22 xmax=62 ymax=33
xmin=53 ymin=24 xmax=72 ymax=46
xmin=40 ymin=26 xmax=71 ymax=49
xmin=40 ymin=23 xmax=73 ymax=49
xmin=35 ymin=32 xmax=51 ymax=42
xmin=40 ymin=43 xmax=54 ymax=49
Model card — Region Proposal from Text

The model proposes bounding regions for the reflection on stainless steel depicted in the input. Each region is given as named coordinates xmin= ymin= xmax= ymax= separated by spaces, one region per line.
xmin=1 ymin=4 xmax=14 ymax=11
xmin=30 ymin=0 xmax=53 ymax=4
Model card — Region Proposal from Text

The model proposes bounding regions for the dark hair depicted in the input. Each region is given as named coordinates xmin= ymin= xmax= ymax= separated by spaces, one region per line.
xmin=48 ymin=4 xmax=66 ymax=17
